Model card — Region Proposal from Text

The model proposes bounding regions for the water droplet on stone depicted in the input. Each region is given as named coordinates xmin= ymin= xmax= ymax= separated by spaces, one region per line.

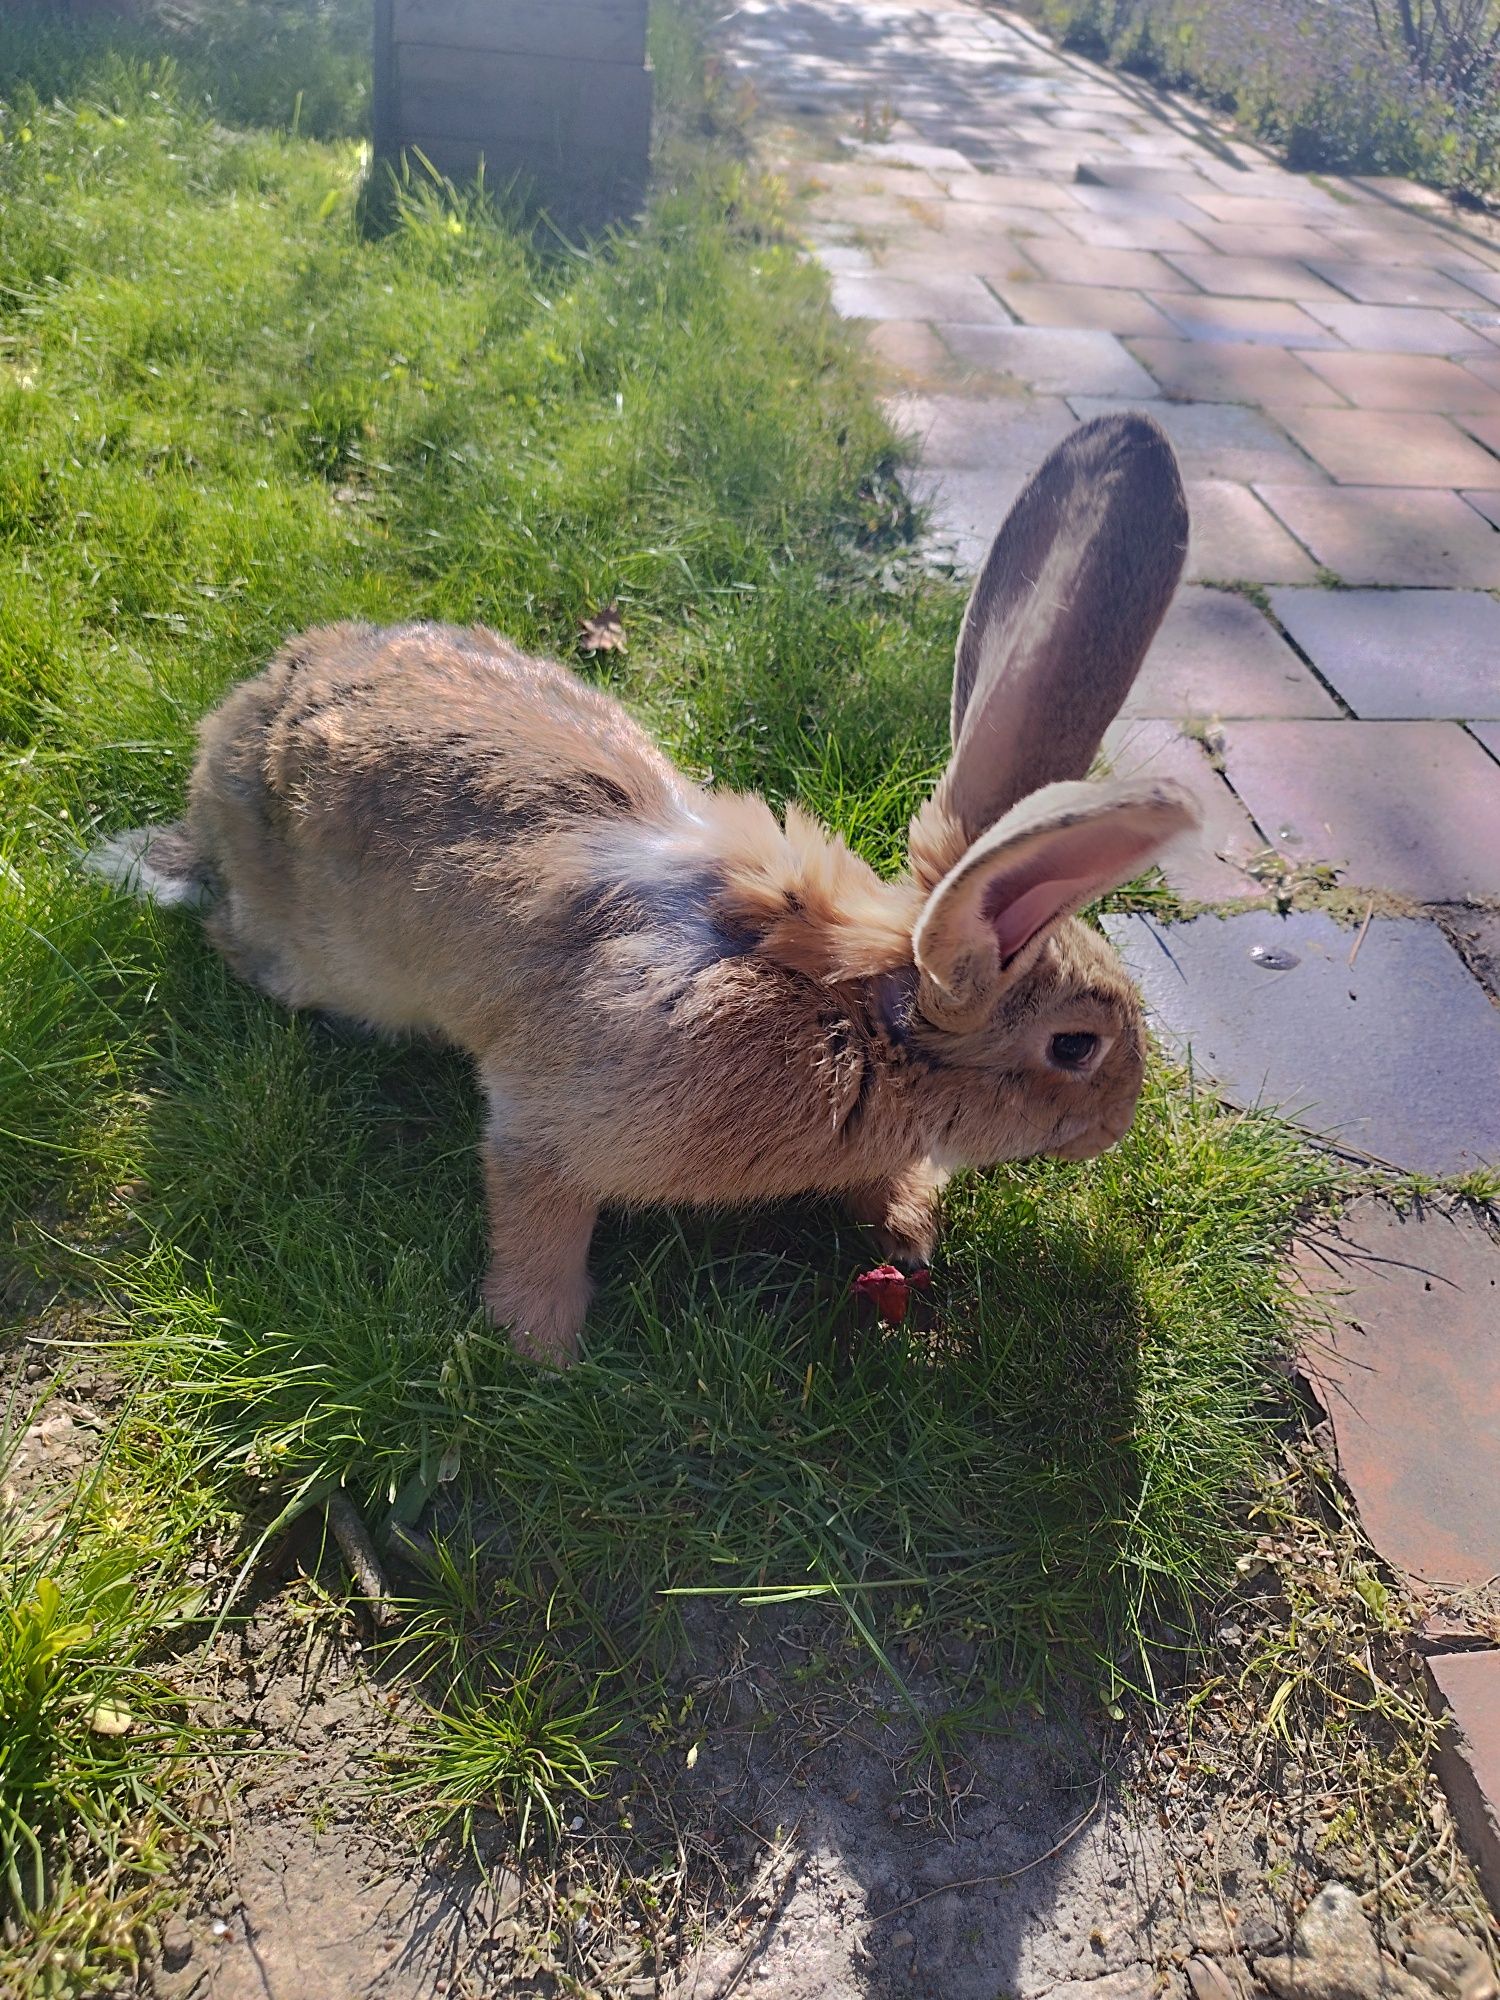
xmin=1250 ymin=944 xmax=1299 ymax=971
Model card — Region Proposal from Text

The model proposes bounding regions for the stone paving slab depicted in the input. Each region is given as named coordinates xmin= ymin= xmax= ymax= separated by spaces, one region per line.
xmin=1103 ymin=911 xmax=1500 ymax=1172
xmin=1126 ymin=338 xmax=1350 ymax=406
xmin=902 ymin=463 xmax=1027 ymax=569
xmin=1067 ymin=395 xmax=1327 ymax=484
xmin=1270 ymin=407 xmax=1500 ymax=488
xmin=1305 ymin=259 xmax=1487 ymax=308
xmin=1303 ymin=300 xmax=1497 ymax=353
xmin=883 ymin=391 xmax=1076 ymax=468
xmin=1159 ymin=251 xmax=1347 ymax=302
xmin=1182 ymin=480 xmax=1319 ymax=584
xmin=1428 ymin=1652 xmax=1500 ymax=1910
xmin=863 ymin=318 xmax=970 ymax=388
xmin=937 ymin=322 xmax=1160 ymax=396
xmin=1070 ymin=183 xmax=1206 ymax=224
xmin=1295 ymin=1198 xmax=1500 ymax=1585
xmin=1293 ymin=350 xmax=1500 ymax=413
xmin=990 ymin=280 xmax=1178 ymax=336
xmin=1320 ymin=220 xmax=1497 ymax=267
xmin=830 ymin=270 xmax=1012 ymax=322
xmin=1061 ymin=207 xmax=1211 ymax=251
xmin=937 ymin=167 xmax=1086 ymax=210
xmin=1471 ymin=722 xmax=1500 ymax=759
xmin=1100 ymin=720 xmax=1267 ymax=900
xmin=1008 ymin=236 xmax=1197 ymax=290
xmin=1451 ymin=266 xmax=1500 ymax=306
xmin=1466 ymin=406 xmax=1500 ymax=450
xmin=1268 ymin=588 xmax=1500 ymax=719
xmin=1220 ymin=719 xmax=1500 ymax=898
xmin=1186 ymin=219 xmax=1331 ymax=261
xmin=1075 ymin=160 xmax=1211 ymax=196
xmin=1125 ymin=587 xmax=1340 ymax=719
xmin=1153 ymin=294 xmax=1346 ymax=349
xmin=890 ymin=230 xmax=1072 ymax=283
xmin=1254 ymin=484 xmax=1500 ymax=587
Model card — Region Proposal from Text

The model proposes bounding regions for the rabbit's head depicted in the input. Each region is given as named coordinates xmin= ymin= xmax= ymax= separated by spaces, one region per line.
xmin=894 ymin=411 xmax=1199 ymax=1171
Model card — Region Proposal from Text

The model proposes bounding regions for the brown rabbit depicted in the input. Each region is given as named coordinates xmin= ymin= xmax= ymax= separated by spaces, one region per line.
xmin=89 ymin=412 xmax=1199 ymax=1365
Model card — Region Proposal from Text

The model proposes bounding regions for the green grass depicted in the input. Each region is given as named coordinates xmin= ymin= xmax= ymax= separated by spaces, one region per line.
xmin=0 ymin=2 xmax=1333 ymax=1985
xmin=0 ymin=1401 xmax=204 ymax=1996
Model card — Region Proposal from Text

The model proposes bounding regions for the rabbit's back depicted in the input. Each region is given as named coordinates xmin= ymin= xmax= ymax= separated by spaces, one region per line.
xmin=186 ymin=621 xmax=689 ymax=1036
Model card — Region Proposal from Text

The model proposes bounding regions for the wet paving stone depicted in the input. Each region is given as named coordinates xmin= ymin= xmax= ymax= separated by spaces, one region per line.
xmin=1219 ymin=718 xmax=1500 ymax=897
xmin=1268 ymin=588 xmax=1500 ymax=718
xmin=1102 ymin=910 xmax=1500 ymax=1173
xmin=1295 ymin=1198 xmax=1500 ymax=1586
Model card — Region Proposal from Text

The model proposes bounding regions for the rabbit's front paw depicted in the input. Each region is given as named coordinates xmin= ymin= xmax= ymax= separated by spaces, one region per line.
xmin=846 ymin=1160 xmax=946 ymax=1272
xmin=479 ymin=1140 xmax=599 ymax=1369
xmin=483 ymin=1268 xmax=589 ymax=1368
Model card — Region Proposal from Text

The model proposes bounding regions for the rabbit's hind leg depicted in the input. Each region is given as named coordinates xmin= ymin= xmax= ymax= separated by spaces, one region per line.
xmin=202 ymin=890 xmax=322 ymax=1013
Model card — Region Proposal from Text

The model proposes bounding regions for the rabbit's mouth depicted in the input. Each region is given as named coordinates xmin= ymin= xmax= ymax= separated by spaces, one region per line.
xmin=1047 ymin=1109 xmax=1135 ymax=1163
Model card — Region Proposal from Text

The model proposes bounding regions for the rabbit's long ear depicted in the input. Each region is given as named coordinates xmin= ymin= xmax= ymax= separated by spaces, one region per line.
xmin=913 ymin=777 xmax=1199 ymax=1030
xmin=925 ymin=413 xmax=1187 ymax=864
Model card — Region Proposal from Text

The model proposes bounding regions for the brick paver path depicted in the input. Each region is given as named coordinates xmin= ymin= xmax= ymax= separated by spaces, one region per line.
xmin=726 ymin=0 xmax=1500 ymax=1910
xmin=728 ymin=0 xmax=1500 ymax=950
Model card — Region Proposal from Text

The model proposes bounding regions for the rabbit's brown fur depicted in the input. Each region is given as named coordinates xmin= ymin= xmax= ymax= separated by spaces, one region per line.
xmin=90 ymin=413 xmax=1200 ymax=1364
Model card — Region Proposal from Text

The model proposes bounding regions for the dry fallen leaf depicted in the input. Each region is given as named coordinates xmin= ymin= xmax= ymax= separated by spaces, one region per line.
xmin=579 ymin=603 xmax=627 ymax=654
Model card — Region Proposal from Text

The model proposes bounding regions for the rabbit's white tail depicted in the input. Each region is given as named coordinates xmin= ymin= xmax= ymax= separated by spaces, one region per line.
xmin=85 ymin=821 xmax=212 ymax=909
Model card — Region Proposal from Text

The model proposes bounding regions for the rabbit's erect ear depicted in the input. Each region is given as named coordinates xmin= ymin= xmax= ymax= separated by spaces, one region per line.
xmin=913 ymin=777 xmax=1199 ymax=1029
xmin=936 ymin=412 xmax=1188 ymax=845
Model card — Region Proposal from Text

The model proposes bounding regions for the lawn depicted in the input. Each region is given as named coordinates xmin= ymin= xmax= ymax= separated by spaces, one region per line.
xmin=0 ymin=2 xmax=1330 ymax=1987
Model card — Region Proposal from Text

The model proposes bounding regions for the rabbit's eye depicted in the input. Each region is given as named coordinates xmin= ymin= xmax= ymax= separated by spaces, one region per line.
xmin=1049 ymin=1032 xmax=1099 ymax=1071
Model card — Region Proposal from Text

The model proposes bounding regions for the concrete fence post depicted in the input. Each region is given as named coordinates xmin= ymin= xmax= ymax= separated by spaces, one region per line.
xmin=372 ymin=0 xmax=654 ymax=231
